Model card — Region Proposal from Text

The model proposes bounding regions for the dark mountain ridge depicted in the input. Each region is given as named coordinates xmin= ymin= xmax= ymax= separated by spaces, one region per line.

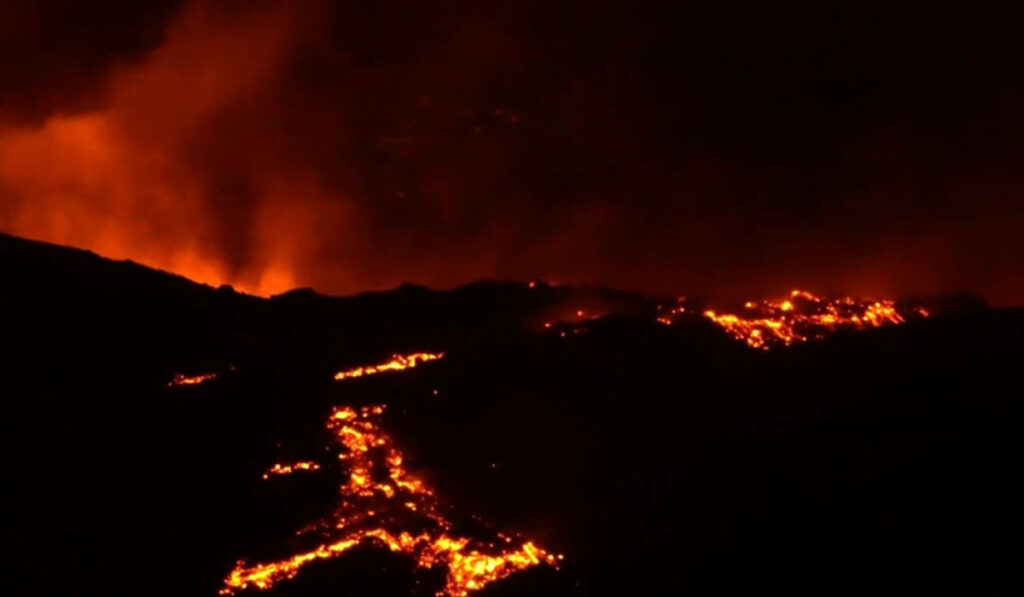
xmin=1 ymin=232 xmax=1021 ymax=596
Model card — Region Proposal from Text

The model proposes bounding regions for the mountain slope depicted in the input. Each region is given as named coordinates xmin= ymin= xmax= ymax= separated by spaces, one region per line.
xmin=1 ymin=232 xmax=1021 ymax=596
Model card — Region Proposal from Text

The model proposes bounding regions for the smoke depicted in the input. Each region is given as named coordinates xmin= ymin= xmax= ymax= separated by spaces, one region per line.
xmin=1 ymin=0 xmax=1022 ymax=302
xmin=0 ymin=0 xmax=588 ymax=295
xmin=0 ymin=1 xmax=326 ymax=293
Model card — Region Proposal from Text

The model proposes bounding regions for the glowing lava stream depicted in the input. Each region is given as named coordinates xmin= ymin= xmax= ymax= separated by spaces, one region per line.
xmin=261 ymin=461 xmax=321 ymax=480
xmin=334 ymin=352 xmax=444 ymax=381
xmin=221 ymin=402 xmax=560 ymax=595
xmin=694 ymin=289 xmax=926 ymax=349
xmin=167 ymin=372 xmax=218 ymax=387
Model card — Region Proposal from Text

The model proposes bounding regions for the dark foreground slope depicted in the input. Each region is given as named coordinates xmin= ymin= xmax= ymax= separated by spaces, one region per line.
xmin=2 ymin=233 xmax=1022 ymax=596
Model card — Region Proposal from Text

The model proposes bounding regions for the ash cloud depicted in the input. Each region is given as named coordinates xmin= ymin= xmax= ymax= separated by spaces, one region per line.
xmin=1 ymin=0 xmax=1022 ymax=302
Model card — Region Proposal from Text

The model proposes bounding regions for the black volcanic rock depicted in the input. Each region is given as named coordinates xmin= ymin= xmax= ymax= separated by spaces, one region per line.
xmin=1 ymin=232 xmax=1022 ymax=596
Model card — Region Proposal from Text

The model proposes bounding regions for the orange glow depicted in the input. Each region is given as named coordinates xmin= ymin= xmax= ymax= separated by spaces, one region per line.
xmin=167 ymin=372 xmax=217 ymax=387
xmin=542 ymin=307 xmax=605 ymax=333
xmin=655 ymin=299 xmax=687 ymax=326
xmin=221 ymin=404 xmax=559 ymax=595
xmin=261 ymin=461 xmax=321 ymax=480
xmin=333 ymin=352 xmax=444 ymax=381
xmin=699 ymin=289 xmax=919 ymax=349
xmin=0 ymin=2 xmax=317 ymax=296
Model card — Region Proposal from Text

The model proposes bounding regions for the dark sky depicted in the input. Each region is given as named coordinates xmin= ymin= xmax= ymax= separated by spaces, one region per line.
xmin=1 ymin=0 xmax=1022 ymax=302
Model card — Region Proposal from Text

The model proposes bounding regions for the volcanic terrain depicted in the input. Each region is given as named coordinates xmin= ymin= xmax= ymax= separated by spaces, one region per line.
xmin=2 ymin=232 xmax=1021 ymax=596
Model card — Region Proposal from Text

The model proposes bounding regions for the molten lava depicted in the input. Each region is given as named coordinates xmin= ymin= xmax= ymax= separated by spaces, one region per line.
xmin=221 ymin=403 xmax=560 ymax=596
xmin=261 ymin=461 xmax=321 ymax=480
xmin=697 ymin=289 xmax=922 ymax=349
xmin=333 ymin=352 xmax=444 ymax=381
xmin=167 ymin=372 xmax=218 ymax=387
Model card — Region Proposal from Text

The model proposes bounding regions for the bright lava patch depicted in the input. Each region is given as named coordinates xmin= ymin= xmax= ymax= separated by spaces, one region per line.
xmin=167 ymin=372 xmax=218 ymax=387
xmin=261 ymin=461 xmax=321 ymax=480
xmin=334 ymin=352 xmax=444 ymax=381
xmin=700 ymin=289 xmax=926 ymax=349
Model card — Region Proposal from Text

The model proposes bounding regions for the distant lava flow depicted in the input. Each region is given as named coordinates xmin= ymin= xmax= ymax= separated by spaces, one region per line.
xmin=222 ymin=400 xmax=559 ymax=595
xmin=261 ymin=462 xmax=321 ymax=480
xmin=333 ymin=352 xmax=445 ymax=381
xmin=167 ymin=372 xmax=218 ymax=387
xmin=687 ymin=289 xmax=928 ymax=349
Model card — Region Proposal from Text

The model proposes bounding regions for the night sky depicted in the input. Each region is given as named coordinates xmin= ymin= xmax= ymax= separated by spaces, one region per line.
xmin=1 ymin=0 xmax=1022 ymax=302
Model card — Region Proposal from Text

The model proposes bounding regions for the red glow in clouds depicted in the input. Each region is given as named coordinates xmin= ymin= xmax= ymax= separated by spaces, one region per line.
xmin=2 ymin=0 xmax=1022 ymax=303
xmin=0 ymin=2 xmax=322 ymax=295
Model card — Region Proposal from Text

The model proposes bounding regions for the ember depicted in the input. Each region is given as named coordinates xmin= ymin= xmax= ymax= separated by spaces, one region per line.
xmin=655 ymin=298 xmax=688 ymax=326
xmin=221 ymin=404 xmax=560 ymax=595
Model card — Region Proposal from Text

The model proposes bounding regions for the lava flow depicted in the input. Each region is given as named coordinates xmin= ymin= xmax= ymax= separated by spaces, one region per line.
xmin=221 ymin=404 xmax=560 ymax=596
xmin=167 ymin=372 xmax=218 ymax=387
xmin=697 ymin=289 xmax=925 ymax=349
xmin=334 ymin=352 xmax=445 ymax=381
xmin=261 ymin=461 xmax=321 ymax=480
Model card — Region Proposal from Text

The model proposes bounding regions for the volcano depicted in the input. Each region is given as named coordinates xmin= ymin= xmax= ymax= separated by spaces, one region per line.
xmin=2 ymin=231 xmax=1021 ymax=596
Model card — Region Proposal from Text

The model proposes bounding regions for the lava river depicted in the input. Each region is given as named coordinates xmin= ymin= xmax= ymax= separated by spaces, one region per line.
xmin=217 ymin=291 xmax=922 ymax=594
xmin=658 ymin=289 xmax=928 ymax=349
xmin=220 ymin=353 xmax=560 ymax=597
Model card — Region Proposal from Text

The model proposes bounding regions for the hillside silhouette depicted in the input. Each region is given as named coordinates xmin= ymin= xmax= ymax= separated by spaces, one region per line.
xmin=2 ymin=232 xmax=1021 ymax=596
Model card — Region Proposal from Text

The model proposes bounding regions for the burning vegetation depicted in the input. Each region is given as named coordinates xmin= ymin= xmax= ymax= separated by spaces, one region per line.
xmin=222 ymin=380 xmax=559 ymax=595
